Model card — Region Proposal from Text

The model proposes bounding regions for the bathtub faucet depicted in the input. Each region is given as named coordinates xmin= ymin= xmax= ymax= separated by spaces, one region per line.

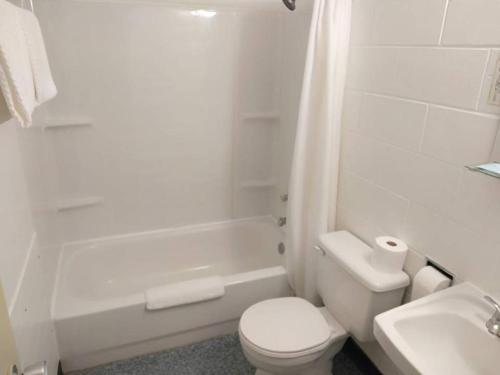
xmin=278 ymin=217 xmax=287 ymax=227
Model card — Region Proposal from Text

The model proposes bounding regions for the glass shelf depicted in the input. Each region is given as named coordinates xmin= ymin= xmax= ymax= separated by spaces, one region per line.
xmin=466 ymin=162 xmax=500 ymax=179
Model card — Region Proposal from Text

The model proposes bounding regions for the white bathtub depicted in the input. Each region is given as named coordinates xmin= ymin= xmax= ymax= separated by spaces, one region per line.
xmin=52 ymin=216 xmax=290 ymax=371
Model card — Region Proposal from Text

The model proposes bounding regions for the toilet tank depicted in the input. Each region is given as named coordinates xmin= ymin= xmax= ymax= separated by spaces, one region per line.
xmin=316 ymin=231 xmax=409 ymax=342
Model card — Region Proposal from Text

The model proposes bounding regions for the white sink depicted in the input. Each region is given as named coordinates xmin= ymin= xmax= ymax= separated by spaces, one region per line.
xmin=374 ymin=283 xmax=500 ymax=375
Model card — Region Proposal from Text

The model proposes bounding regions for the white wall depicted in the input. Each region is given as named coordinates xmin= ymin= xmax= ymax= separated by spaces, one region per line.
xmin=338 ymin=1 xmax=500 ymax=372
xmin=0 ymin=2 xmax=61 ymax=370
xmin=340 ymin=0 xmax=500 ymax=296
xmin=0 ymin=120 xmax=35 ymax=312
xmin=36 ymin=0 xmax=304 ymax=242
xmin=0 ymin=116 xmax=60 ymax=373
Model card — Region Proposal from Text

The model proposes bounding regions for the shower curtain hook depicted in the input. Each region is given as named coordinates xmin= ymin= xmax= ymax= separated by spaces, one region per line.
xmin=283 ymin=0 xmax=296 ymax=11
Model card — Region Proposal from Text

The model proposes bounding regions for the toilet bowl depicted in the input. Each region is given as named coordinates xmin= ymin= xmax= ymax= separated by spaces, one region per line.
xmin=239 ymin=298 xmax=347 ymax=375
xmin=239 ymin=231 xmax=410 ymax=375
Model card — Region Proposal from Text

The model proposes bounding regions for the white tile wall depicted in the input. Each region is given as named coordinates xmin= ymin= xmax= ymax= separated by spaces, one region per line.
xmin=357 ymin=94 xmax=427 ymax=150
xmin=443 ymin=0 xmax=500 ymax=46
xmin=339 ymin=0 xmax=500 ymax=298
xmin=350 ymin=0 xmax=447 ymax=46
xmin=421 ymin=106 xmax=499 ymax=166
xmin=369 ymin=0 xmax=447 ymax=45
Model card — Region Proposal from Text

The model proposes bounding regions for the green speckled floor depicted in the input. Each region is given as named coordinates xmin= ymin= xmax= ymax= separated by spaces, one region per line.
xmin=69 ymin=334 xmax=381 ymax=375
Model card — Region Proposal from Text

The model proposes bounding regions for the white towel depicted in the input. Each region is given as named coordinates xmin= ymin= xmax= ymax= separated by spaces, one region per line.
xmin=145 ymin=276 xmax=225 ymax=311
xmin=0 ymin=0 xmax=57 ymax=127
xmin=19 ymin=8 xmax=57 ymax=106
xmin=0 ymin=0 xmax=36 ymax=126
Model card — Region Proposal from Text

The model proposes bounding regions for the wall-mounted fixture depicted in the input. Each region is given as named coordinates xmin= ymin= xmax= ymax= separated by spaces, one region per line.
xmin=23 ymin=361 xmax=48 ymax=375
xmin=489 ymin=58 xmax=500 ymax=106
xmin=283 ymin=0 xmax=296 ymax=11
xmin=466 ymin=115 xmax=500 ymax=179
xmin=467 ymin=162 xmax=500 ymax=179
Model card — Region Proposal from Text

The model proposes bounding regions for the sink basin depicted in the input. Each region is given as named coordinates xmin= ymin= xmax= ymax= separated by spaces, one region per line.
xmin=374 ymin=283 xmax=500 ymax=375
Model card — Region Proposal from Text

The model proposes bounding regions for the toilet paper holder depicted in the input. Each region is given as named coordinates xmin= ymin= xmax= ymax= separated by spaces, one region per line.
xmin=426 ymin=258 xmax=455 ymax=283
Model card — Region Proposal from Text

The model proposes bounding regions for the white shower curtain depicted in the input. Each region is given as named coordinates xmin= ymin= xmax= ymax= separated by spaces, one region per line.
xmin=286 ymin=0 xmax=351 ymax=302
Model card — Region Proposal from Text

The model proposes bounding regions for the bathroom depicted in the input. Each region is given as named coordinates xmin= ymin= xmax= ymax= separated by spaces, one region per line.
xmin=1 ymin=0 xmax=500 ymax=374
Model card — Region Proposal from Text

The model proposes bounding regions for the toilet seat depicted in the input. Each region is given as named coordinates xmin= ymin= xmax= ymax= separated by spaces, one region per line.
xmin=239 ymin=297 xmax=332 ymax=359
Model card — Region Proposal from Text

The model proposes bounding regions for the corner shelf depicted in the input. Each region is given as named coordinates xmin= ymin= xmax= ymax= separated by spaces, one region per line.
xmin=56 ymin=196 xmax=103 ymax=212
xmin=466 ymin=162 xmax=500 ymax=179
xmin=43 ymin=118 xmax=93 ymax=131
xmin=240 ymin=180 xmax=276 ymax=189
xmin=241 ymin=112 xmax=280 ymax=122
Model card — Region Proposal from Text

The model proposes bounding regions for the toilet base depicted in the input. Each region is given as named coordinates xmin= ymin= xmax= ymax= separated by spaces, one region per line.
xmin=250 ymin=338 xmax=346 ymax=375
xmin=254 ymin=357 xmax=333 ymax=375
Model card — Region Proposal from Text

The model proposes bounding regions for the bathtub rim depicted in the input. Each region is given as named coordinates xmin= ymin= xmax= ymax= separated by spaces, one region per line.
xmin=51 ymin=216 xmax=286 ymax=320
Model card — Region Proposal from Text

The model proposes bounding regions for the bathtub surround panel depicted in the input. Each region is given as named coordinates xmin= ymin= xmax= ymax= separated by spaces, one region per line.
xmin=38 ymin=0 xmax=237 ymax=240
xmin=9 ymin=237 xmax=60 ymax=375
xmin=0 ymin=116 xmax=60 ymax=374
xmin=340 ymin=0 xmax=500 ymax=372
xmin=0 ymin=121 xmax=34 ymax=308
xmin=34 ymin=0 xmax=310 ymax=242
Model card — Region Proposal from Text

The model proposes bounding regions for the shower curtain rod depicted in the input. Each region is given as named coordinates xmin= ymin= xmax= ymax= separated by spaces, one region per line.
xmin=283 ymin=0 xmax=296 ymax=11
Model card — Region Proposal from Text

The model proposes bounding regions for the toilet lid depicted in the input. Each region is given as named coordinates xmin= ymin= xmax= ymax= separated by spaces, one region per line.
xmin=239 ymin=297 xmax=331 ymax=356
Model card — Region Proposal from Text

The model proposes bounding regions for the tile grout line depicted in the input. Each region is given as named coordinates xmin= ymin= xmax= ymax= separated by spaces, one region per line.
xmin=475 ymin=49 xmax=493 ymax=111
xmin=438 ymin=0 xmax=451 ymax=46
xmin=346 ymin=88 xmax=500 ymax=120
xmin=417 ymin=104 xmax=430 ymax=153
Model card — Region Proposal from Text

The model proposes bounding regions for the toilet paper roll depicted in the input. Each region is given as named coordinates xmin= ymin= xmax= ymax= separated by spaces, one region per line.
xmin=410 ymin=266 xmax=451 ymax=301
xmin=370 ymin=236 xmax=408 ymax=273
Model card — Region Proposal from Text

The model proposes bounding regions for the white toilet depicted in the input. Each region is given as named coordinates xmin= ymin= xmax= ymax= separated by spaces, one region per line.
xmin=239 ymin=231 xmax=410 ymax=375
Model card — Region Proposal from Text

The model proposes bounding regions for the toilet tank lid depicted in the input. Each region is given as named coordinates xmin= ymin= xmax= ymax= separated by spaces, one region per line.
xmin=319 ymin=231 xmax=410 ymax=293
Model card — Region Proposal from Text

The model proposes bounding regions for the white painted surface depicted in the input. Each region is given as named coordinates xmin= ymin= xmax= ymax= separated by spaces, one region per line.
xmin=340 ymin=0 xmax=500 ymax=372
xmin=9 ymin=236 xmax=60 ymax=375
xmin=374 ymin=283 xmax=499 ymax=375
xmin=52 ymin=217 xmax=290 ymax=370
xmin=350 ymin=0 xmax=447 ymax=46
xmin=0 ymin=116 xmax=60 ymax=375
xmin=33 ymin=0 xmax=306 ymax=242
xmin=0 ymin=121 xmax=35 ymax=309
xmin=442 ymin=0 xmax=500 ymax=46
xmin=340 ymin=0 xmax=500 ymax=298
